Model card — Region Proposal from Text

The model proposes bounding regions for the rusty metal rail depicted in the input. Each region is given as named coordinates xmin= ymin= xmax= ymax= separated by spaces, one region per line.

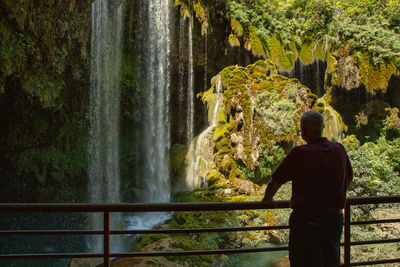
xmin=0 ymin=196 xmax=399 ymax=266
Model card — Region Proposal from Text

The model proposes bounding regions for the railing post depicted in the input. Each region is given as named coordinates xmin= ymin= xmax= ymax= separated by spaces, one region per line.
xmin=104 ymin=211 xmax=110 ymax=267
xmin=344 ymin=204 xmax=351 ymax=267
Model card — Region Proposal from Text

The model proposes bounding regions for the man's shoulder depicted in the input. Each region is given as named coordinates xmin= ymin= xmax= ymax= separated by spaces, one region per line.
xmin=289 ymin=145 xmax=304 ymax=153
xmin=294 ymin=140 xmax=346 ymax=153
xmin=328 ymin=141 xmax=346 ymax=150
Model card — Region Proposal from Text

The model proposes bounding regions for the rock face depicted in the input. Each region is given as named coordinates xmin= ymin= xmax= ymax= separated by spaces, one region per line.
xmin=337 ymin=55 xmax=360 ymax=91
xmin=186 ymin=59 xmax=347 ymax=189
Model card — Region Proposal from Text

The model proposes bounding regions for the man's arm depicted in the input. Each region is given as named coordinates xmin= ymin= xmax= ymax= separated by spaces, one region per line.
xmin=262 ymin=179 xmax=282 ymax=204
xmin=346 ymin=154 xmax=353 ymax=191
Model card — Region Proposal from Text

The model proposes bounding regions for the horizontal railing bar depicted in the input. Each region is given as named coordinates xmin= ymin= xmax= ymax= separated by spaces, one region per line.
xmin=0 ymin=201 xmax=287 ymax=212
xmin=2 ymin=224 xmax=398 ymax=237
xmin=0 ymin=230 xmax=103 ymax=236
xmin=351 ymin=218 xmax=400 ymax=225
xmin=0 ymin=226 xmax=289 ymax=236
xmin=0 ymin=253 xmax=103 ymax=259
xmin=350 ymin=258 xmax=400 ymax=266
xmin=111 ymin=225 xmax=289 ymax=235
xmin=347 ymin=195 xmax=400 ymax=205
xmin=349 ymin=238 xmax=400 ymax=246
xmin=0 ymin=196 xmax=398 ymax=213
xmin=111 ymin=246 xmax=289 ymax=257
xmin=0 ymin=247 xmax=289 ymax=260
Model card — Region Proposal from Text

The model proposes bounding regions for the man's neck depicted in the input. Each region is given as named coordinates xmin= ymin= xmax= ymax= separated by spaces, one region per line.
xmin=306 ymin=137 xmax=326 ymax=144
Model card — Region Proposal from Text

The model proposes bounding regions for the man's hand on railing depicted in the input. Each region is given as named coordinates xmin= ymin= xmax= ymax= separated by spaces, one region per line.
xmin=261 ymin=195 xmax=277 ymax=208
xmin=262 ymin=179 xmax=282 ymax=208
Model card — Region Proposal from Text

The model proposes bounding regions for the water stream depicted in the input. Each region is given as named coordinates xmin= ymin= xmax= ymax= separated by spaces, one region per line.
xmin=185 ymin=76 xmax=222 ymax=190
xmin=187 ymin=18 xmax=195 ymax=145
xmin=125 ymin=0 xmax=173 ymax=231
xmin=178 ymin=16 xmax=186 ymax=141
xmin=88 ymin=0 xmax=124 ymax=252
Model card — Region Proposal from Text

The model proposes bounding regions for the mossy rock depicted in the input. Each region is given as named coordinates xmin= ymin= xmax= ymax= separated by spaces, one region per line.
xmin=230 ymin=17 xmax=243 ymax=37
xmin=249 ymin=26 xmax=265 ymax=58
xmin=313 ymin=38 xmax=328 ymax=61
xmin=170 ymin=144 xmax=188 ymax=178
xmin=355 ymin=51 xmax=399 ymax=94
xmin=174 ymin=0 xmax=190 ymax=19
xmin=299 ymin=40 xmax=314 ymax=65
xmin=206 ymin=169 xmax=224 ymax=185
xmin=229 ymin=33 xmax=240 ymax=47
xmin=266 ymin=34 xmax=295 ymax=72
xmin=135 ymin=234 xmax=170 ymax=250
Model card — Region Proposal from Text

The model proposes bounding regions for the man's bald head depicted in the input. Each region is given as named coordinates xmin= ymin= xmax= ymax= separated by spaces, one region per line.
xmin=301 ymin=110 xmax=324 ymax=141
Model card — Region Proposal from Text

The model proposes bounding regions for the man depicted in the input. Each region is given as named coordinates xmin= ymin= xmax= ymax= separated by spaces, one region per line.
xmin=262 ymin=110 xmax=353 ymax=267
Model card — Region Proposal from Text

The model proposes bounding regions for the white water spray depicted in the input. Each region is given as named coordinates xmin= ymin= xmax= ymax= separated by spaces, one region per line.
xmin=204 ymin=12 xmax=209 ymax=124
xmin=185 ymin=76 xmax=222 ymax=190
xmin=187 ymin=18 xmax=195 ymax=145
xmin=88 ymin=0 xmax=124 ymax=252
xmin=178 ymin=17 xmax=186 ymax=136
xmin=143 ymin=0 xmax=171 ymax=204
xmin=125 ymin=0 xmax=172 ymax=231
xmin=323 ymin=106 xmax=342 ymax=142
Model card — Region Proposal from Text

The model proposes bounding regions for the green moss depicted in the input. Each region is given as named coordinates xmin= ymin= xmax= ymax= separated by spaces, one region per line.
xmin=135 ymin=234 xmax=170 ymax=250
xmin=288 ymin=40 xmax=299 ymax=63
xmin=194 ymin=2 xmax=205 ymax=22
xmin=313 ymin=39 xmax=327 ymax=61
xmin=193 ymin=2 xmax=208 ymax=35
xmin=246 ymin=60 xmax=267 ymax=81
xmin=229 ymin=166 xmax=242 ymax=180
xmin=327 ymin=52 xmax=340 ymax=85
xmin=229 ymin=33 xmax=240 ymax=47
xmin=213 ymin=123 xmax=230 ymax=143
xmin=314 ymin=99 xmax=326 ymax=113
xmin=355 ymin=51 xmax=399 ymax=94
xmin=206 ymin=169 xmax=224 ymax=185
xmin=230 ymin=17 xmax=243 ymax=37
xmin=174 ymin=0 xmax=190 ymax=19
xmin=266 ymin=34 xmax=295 ymax=72
xmin=170 ymin=144 xmax=188 ymax=178
xmin=249 ymin=26 xmax=265 ymax=58
xmin=299 ymin=40 xmax=314 ymax=65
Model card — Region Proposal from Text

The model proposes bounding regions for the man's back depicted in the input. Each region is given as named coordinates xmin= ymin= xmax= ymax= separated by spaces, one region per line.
xmin=263 ymin=110 xmax=353 ymax=266
xmin=288 ymin=138 xmax=352 ymax=211
xmin=271 ymin=137 xmax=352 ymax=211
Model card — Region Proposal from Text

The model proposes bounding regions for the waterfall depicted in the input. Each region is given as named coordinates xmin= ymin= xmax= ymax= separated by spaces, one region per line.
xmin=88 ymin=0 xmax=124 ymax=252
xmin=316 ymin=60 xmax=321 ymax=96
xmin=178 ymin=17 xmax=186 ymax=140
xmin=204 ymin=12 xmax=208 ymax=125
xmin=125 ymin=0 xmax=172 ymax=230
xmin=187 ymin=19 xmax=195 ymax=145
xmin=143 ymin=0 xmax=171 ymax=204
xmin=185 ymin=76 xmax=222 ymax=190
xmin=323 ymin=106 xmax=342 ymax=142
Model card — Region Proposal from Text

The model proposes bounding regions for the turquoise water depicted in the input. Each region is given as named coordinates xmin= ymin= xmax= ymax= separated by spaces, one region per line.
xmin=222 ymin=243 xmax=288 ymax=267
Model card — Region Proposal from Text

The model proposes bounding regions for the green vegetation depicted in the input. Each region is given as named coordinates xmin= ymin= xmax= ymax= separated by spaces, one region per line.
xmin=223 ymin=0 xmax=400 ymax=93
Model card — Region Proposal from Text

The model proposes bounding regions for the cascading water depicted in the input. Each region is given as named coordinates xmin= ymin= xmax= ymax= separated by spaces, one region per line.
xmin=88 ymin=0 xmax=124 ymax=252
xmin=316 ymin=60 xmax=321 ymax=96
xmin=125 ymin=0 xmax=172 ymax=230
xmin=143 ymin=0 xmax=171 ymax=204
xmin=204 ymin=12 xmax=209 ymax=125
xmin=178 ymin=17 xmax=186 ymax=140
xmin=187 ymin=18 xmax=195 ymax=145
xmin=185 ymin=76 xmax=222 ymax=190
xmin=323 ymin=106 xmax=343 ymax=142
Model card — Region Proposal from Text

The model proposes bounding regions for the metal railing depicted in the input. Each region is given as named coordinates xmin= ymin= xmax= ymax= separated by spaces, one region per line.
xmin=0 ymin=196 xmax=399 ymax=266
